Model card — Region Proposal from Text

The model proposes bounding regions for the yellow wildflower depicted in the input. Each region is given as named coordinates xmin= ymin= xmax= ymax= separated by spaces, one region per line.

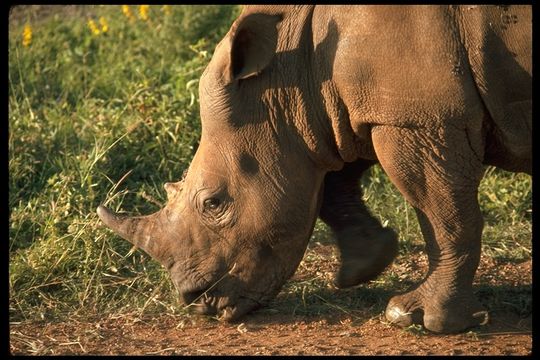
xmin=139 ymin=5 xmax=149 ymax=21
xmin=162 ymin=5 xmax=171 ymax=16
xmin=22 ymin=24 xmax=32 ymax=47
xmin=88 ymin=19 xmax=100 ymax=35
xmin=122 ymin=5 xmax=134 ymax=21
xmin=99 ymin=16 xmax=109 ymax=33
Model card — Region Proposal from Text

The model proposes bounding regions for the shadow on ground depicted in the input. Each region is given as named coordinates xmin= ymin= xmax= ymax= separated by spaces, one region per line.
xmin=240 ymin=282 xmax=531 ymax=335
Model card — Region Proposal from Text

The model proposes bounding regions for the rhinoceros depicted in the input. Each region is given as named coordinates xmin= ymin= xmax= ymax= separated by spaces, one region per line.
xmin=97 ymin=5 xmax=531 ymax=333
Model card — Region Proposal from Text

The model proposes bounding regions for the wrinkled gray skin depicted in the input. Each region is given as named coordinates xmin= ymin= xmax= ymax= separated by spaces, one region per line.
xmin=98 ymin=5 xmax=531 ymax=333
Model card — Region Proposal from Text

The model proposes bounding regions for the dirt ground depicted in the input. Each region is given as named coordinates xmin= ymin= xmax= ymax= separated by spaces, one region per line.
xmin=10 ymin=244 xmax=532 ymax=356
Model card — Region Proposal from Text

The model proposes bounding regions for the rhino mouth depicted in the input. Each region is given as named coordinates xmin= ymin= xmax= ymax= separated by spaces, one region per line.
xmin=182 ymin=287 xmax=262 ymax=321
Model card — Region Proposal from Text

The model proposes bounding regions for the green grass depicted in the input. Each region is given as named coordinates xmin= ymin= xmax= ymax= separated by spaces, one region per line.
xmin=9 ymin=5 xmax=531 ymax=324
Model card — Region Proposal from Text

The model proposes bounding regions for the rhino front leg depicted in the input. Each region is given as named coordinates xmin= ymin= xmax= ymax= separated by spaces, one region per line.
xmin=319 ymin=160 xmax=398 ymax=288
xmin=372 ymin=124 xmax=488 ymax=334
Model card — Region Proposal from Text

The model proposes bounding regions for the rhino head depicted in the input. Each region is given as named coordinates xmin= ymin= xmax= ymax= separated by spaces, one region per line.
xmin=98 ymin=5 xmax=343 ymax=321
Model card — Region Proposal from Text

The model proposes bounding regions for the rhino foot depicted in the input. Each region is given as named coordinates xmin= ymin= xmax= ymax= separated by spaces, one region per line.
xmin=334 ymin=226 xmax=398 ymax=288
xmin=385 ymin=283 xmax=489 ymax=334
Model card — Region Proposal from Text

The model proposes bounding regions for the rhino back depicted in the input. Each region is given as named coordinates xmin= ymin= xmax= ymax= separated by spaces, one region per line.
xmin=313 ymin=6 xmax=483 ymax=126
xmin=311 ymin=5 xmax=530 ymax=173
xmin=312 ymin=5 xmax=489 ymax=166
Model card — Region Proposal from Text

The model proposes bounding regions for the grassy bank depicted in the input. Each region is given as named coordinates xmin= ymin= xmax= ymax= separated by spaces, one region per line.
xmin=9 ymin=5 xmax=531 ymax=323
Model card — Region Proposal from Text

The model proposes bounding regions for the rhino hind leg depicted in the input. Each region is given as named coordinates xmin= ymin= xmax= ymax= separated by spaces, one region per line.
xmin=319 ymin=160 xmax=398 ymax=288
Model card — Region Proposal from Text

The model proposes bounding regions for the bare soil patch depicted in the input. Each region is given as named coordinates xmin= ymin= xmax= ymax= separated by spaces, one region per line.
xmin=10 ymin=244 xmax=532 ymax=355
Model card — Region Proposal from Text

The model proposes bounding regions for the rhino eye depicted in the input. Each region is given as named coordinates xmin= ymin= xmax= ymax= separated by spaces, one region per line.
xmin=203 ymin=198 xmax=221 ymax=210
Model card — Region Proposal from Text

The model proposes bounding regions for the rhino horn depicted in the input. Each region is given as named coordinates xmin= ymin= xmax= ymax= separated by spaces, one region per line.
xmin=97 ymin=205 xmax=170 ymax=264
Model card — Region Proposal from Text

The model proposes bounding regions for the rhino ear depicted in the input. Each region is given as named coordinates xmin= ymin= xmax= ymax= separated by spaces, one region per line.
xmin=228 ymin=13 xmax=282 ymax=81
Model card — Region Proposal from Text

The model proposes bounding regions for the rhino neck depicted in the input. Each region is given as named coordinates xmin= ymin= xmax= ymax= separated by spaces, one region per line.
xmin=308 ymin=6 xmax=377 ymax=165
xmin=272 ymin=5 xmax=347 ymax=171
xmin=241 ymin=5 xmax=356 ymax=171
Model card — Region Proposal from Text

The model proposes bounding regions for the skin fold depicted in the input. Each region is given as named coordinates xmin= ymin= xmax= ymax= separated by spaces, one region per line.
xmin=98 ymin=5 xmax=531 ymax=333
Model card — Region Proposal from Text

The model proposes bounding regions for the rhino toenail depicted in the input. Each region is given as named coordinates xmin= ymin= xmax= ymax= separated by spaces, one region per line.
xmin=386 ymin=306 xmax=412 ymax=323
xmin=473 ymin=310 xmax=490 ymax=326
